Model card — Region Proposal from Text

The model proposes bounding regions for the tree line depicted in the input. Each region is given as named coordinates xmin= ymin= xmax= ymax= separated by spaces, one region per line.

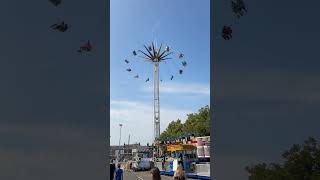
xmin=160 ymin=105 xmax=210 ymax=138
xmin=246 ymin=137 xmax=320 ymax=180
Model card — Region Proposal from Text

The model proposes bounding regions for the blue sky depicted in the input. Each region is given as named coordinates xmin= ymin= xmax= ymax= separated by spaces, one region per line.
xmin=110 ymin=0 xmax=210 ymax=145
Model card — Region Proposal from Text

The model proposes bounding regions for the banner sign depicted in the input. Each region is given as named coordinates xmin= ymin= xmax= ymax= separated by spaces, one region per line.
xmin=154 ymin=132 xmax=196 ymax=146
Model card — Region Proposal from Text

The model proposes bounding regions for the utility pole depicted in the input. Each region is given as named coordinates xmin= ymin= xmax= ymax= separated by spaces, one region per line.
xmin=118 ymin=124 xmax=123 ymax=161
xmin=128 ymin=134 xmax=130 ymax=146
xmin=127 ymin=134 xmax=130 ymax=160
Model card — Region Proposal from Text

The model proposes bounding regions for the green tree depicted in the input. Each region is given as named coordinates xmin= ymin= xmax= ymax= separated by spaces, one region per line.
xmin=183 ymin=105 xmax=210 ymax=136
xmin=246 ymin=137 xmax=320 ymax=180
xmin=160 ymin=105 xmax=210 ymax=138
xmin=160 ymin=119 xmax=184 ymax=138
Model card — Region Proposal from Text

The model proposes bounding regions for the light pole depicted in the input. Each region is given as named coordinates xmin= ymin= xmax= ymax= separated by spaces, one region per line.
xmin=118 ymin=123 xmax=123 ymax=161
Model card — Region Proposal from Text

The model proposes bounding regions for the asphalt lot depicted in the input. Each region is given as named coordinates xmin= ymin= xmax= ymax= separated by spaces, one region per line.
xmin=123 ymin=170 xmax=198 ymax=180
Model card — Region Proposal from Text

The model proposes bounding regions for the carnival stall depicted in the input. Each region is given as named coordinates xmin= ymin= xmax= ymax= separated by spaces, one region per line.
xmin=153 ymin=132 xmax=211 ymax=180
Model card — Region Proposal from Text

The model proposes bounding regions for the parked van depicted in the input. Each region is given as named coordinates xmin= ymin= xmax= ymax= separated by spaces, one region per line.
xmin=132 ymin=159 xmax=152 ymax=171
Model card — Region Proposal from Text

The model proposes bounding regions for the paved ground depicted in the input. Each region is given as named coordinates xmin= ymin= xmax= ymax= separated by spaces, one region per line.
xmin=123 ymin=170 xmax=198 ymax=180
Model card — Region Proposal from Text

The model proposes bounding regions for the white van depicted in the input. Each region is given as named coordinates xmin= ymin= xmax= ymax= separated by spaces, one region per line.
xmin=133 ymin=159 xmax=152 ymax=171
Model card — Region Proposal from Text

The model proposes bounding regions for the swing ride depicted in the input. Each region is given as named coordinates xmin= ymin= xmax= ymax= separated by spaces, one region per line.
xmin=123 ymin=42 xmax=188 ymax=147
xmin=50 ymin=21 xmax=68 ymax=32
xmin=221 ymin=0 xmax=247 ymax=40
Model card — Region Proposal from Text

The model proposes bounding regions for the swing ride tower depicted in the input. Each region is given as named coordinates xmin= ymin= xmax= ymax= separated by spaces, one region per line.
xmin=129 ymin=42 xmax=185 ymax=156
xmin=134 ymin=42 xmax=173 ymax=142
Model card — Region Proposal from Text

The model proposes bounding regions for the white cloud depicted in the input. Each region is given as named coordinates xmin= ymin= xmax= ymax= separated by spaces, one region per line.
xmin=110 ymin=99 xmax=193 ymax=146
xmin=141 ymin=82 xmax=210 ymax=95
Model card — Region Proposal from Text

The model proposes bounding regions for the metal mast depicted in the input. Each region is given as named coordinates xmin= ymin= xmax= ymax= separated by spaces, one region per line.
xmin=118 ymin=123 xmax=123 ymax=161
xmin=154 ymin=61 xmax=160 ymax=140
xmin=128 ymin=134 xmax=130 ymax=146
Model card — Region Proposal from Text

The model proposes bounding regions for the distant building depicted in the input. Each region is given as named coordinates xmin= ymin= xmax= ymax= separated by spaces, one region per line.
xmin=110 ymin=143 xmax=153 ymax=161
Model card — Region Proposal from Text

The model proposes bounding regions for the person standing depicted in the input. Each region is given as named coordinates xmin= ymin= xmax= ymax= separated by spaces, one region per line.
xmin=115 ymin=164 xmax=123 ymax=180
xmin=178 ymin=153 xmax=184 ymax=170
xmin=110 ymin=162 xmax=116 ymax=180
xmin=151 ymin=167 xmax=161 ymax=180
xmin=173 ymin=164 xmax=186 ymax=180
xmin=162 ymin=153 xmax=166 ymax=170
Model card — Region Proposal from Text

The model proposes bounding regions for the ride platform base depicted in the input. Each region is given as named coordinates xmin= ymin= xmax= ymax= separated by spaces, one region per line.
xmin=160 ymin=170 xmax=210 ymax=180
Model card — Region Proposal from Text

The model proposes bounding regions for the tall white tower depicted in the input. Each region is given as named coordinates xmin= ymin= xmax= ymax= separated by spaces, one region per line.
xmin=154 ymin=61 xmax=160 ymax=140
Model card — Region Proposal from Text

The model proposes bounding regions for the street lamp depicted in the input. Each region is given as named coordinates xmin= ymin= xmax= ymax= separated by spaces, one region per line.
xmin=118 ymin=123 xmax=123 ymax=161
